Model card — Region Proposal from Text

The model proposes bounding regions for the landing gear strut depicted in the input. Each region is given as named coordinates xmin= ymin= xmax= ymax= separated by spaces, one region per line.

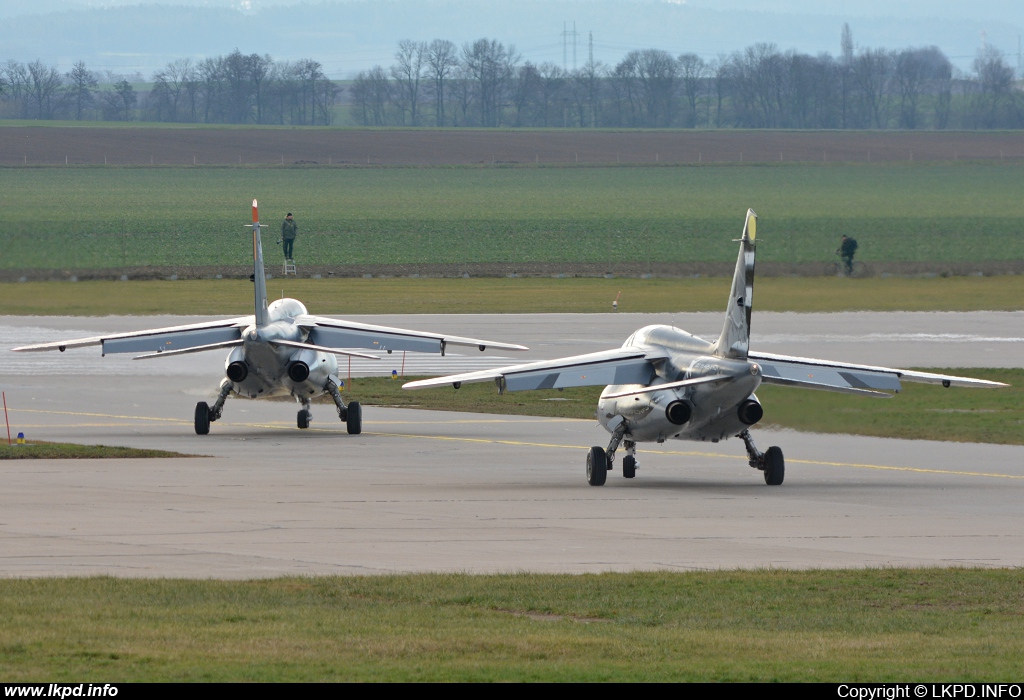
xmin=326 ymin=379 xmax=361 ymax=435
xmin=195 ymin=380 xmax=233 ymax=435
xmin=739 ymin=429 xmax=785 ymax=485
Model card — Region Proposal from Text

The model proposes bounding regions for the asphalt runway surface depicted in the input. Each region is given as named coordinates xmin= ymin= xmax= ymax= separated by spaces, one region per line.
xmin=1 ymin=312 xmax=1022 ymax=577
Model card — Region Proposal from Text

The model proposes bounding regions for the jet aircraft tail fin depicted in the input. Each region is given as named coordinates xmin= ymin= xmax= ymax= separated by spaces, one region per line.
xmin=711 ymin=209 xmax=757 ymax=360
xmin=250 ymin=199 xmax=270 ymax=328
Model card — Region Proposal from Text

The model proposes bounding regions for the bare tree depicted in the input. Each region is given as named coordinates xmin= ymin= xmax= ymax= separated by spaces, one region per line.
xmin=730 ymin=44 xmax=784 ymax=128
xmin=3 ymin=61 xmax=30 ymax=118
xmin=839 ymin=22 xmax=855 ymax=128
xmin=65 ymin=61 xmax=97 ymax=121
xmin=425 ymin=39 xmax=459 ymax=126
xmin=972 ymin=45 xmax=1015 ymax=128
xmin=461 ymin=38 xmax=520 ymax=126
xmin=101 ymin=79 xmax=136 ymax=121
xmin=351 ymin=66 xmax=391 ymax=126
xmin=313 ymin=72 xmax=337 ymax=126
xmin=197 ymin=57 xmax=225 ymax=123
xmin=852 ymin=48 xmax=893 ymax=128
xmin=569 ymin=59 xmax=604 ymax=127
xmin=510 ymin=61 xmax=539 ymax=126
xmin=677 ymin=53 xmax=706 ymax=127
xmin=390 ymin=40 xmax=427 ymax=126
xmin=249 ymin=54 xmax=273 ymax=124
xmin=26 ymin=60 xmax=64 ymax=119
xmin=922 ymin=48 xmax=954 ymax=129
xmin=709 ymin=56 xmax=730 ymax=127
xmin=447 ymin=63 xmax=475 ymax=126
xmin=535 ymin=62 xmax=565 ymax=126
xmin=609 ymin=53 xmax=642 ymax=126
xmin=634 ymin=49 xmax=678 ymax=127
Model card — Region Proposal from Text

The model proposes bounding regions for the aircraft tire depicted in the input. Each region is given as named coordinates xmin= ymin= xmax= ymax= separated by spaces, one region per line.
xmin=586 ymin=446 xmax=608 ymax=486
xmin=195 ymin=402 xmax=210 ymax=435
xmin=763 ymin=446 xmax=785 ymax=485
xmin=346 ymin=401 xmax=362 ymax=435
xmin=622 ymin=455 xmax=636 ymax=479
xmin=297 ymin=410 xmax=310 ymax=430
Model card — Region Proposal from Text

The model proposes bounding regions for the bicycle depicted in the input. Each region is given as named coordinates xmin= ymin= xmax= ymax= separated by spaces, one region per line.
xmin=825 ymin=256 xmax=869 ymax=278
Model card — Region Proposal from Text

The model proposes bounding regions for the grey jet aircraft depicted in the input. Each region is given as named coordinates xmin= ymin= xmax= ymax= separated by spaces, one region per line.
xmin=404 ymin=209 xmax=1007 ymax=486
xmin=13 ymin=200 xmax=528 ymax=435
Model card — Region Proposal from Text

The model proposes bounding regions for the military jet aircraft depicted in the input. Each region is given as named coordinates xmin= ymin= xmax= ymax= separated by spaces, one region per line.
xmin=13 ymin=200 xmax=528 ymax=435
xmin=404 ymin=209 xmax=1006 ymax=486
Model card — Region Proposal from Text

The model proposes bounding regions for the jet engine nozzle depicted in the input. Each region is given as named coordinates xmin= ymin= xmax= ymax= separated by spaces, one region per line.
xmin=287 ymin=361 xmax=310 ymax=383
xmin=226 ymin=361 xmax=249 ymax=383
xmin=737 ymin=398 xmax=764 ymax=425
xmin=665 ymin=400 xmax=692 ymax=425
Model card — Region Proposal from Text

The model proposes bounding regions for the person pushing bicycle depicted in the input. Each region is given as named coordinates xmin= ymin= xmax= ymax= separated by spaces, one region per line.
xmin=836 ymin=235 xmax=858 ymax=276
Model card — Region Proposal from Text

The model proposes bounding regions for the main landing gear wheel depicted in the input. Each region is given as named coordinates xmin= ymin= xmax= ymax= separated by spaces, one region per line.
xmin=346 ymin=401 xmax=362 ymax=435
xmin=194 ymin=402 xmax=210 ymax=435
xmin=763 ymin=446 xmax=785 ymax=486
xmin=622 ymin=455 xmax=636 ymax=479
xmin=586 ymin=446 xmax=608 ymax=486
xmin=297 ymin=409 xmax=311 ymax=430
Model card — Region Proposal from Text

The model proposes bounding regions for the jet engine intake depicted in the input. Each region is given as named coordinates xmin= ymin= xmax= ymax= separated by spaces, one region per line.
xmin=226 ymin=361 xmax=249 ymax=383
xmin=665 ymin=400 xmax=692 ymax=425
xmin=287 ymin=361 xmax=310 ymax=383
xmin=737 ymin=398 xmax=764 ymax=425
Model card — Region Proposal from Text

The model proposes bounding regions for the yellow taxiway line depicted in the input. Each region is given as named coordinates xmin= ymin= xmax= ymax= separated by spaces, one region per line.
xmin=9 ymin=407 xmax=1023 ymax=481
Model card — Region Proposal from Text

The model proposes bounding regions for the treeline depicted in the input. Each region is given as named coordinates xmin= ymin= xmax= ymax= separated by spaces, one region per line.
xmin=1 ymin=26 xmax=1021 ymax=129
xmin=0 ymin=51 xmax=336 ymax=125
xmin=355 ymin=30 xmax=1021 ymax=129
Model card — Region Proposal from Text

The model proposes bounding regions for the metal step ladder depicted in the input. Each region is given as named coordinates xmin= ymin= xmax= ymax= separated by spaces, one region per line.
xmin=283 ymin=259 xmax=297 ymax=276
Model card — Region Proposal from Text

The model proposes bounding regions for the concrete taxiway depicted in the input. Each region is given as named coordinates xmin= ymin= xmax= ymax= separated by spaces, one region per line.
xmin=1 ymin=312 xmax=1021 ymax=577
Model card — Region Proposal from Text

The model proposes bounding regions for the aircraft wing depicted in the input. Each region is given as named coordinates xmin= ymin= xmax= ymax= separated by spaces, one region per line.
xmin=12 ymin=317 xmax=253 ymax=356
xmin=749 ymin=351 xmax=1008 ymax=394
xmin=296 ymin=315 xmax=529 ymax=355
xmin=403 ymin=347 xmax=664 ymax=391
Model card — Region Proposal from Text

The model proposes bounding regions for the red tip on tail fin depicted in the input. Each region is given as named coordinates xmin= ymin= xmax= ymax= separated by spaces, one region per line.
xmin=252 ymin=199 xmax=259 ymax=224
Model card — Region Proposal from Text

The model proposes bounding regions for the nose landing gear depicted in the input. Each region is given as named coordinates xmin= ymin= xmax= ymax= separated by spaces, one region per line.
xmin=587 ymin=420 xmax=637 ymax=486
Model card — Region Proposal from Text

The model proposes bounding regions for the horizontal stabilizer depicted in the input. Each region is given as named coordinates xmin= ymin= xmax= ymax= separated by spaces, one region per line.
xmin=269 ymin=339 xmax=380 ymax=360
xmin=758 ymin=376 xmax=893 ymax=398
xmin=403 ymin=348 xmax=659 ymax=391
xmin=298 ymin=315 xmax=529 ymax=354
xmin=601 ymin=374 xmax=729 ymax=399
xmin=133 ymin=340 xmax=243 ymax=360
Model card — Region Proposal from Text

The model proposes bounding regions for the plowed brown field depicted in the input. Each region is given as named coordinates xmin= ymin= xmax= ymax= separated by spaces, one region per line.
xmin=2 ymin=126 xmax=1023 ymax=166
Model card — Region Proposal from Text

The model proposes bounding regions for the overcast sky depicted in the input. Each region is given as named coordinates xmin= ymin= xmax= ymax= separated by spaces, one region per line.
xmin=2 ymin=0 xmax=1021 ymax=79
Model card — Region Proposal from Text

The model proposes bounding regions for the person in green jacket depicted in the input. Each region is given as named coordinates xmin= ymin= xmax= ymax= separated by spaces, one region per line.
xmin=280 ymin=213 xmax=297 ymax=261
xmin=836 ymin=235 xmax=858 ymax=275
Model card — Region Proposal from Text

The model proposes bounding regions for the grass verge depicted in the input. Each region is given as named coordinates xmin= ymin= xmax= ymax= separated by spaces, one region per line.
xmin=348 ymin=368 xmax=1023 ymax=445
xmin=1 ymin=569 xmax=1022 ymax=681
xmin=0 ymin=441 xmax=198 ymax=459
xmin=3 ymin=275 xmax=1024 ymax=315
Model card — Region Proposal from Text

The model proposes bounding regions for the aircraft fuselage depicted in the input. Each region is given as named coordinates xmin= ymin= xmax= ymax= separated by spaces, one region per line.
xmin=597 ymin=325 xmax=763 ymax=444
xmin=226 ymin=298 xmax=339 ymax=400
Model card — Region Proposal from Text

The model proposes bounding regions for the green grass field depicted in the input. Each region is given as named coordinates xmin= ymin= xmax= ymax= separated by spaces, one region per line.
xmin=2 ymin=162 xmax=1023 ymax=269
xmin=0 ymin=441 xmax=197 ymax=459
xmin=2 ymin=570 xmax=1022 ymax=681
xmin=3 ymin=274 xmax=1024 ymax=315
